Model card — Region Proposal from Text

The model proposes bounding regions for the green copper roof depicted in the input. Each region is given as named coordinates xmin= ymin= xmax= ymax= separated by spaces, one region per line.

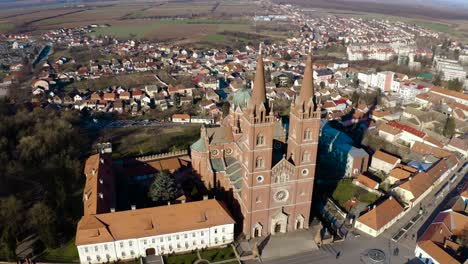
xmin=229 ymin=169 xmax=242 ymax=183
xmin=190 ymin=138 xmax=206 ymax=152
xmin=234 ymin=181 xmax=242 ymax=191
xmin=232 ymin=88 xmax=252 ymax=109
xmin=225 ymin=157 xmax=237 ymax=167
xmin=210 ymin=158 xmax=225 ymax=172
xmin=226 ymin=162 xmax=241 ymax=175
xmin=417 ymin=72 xmax=433 ymax=80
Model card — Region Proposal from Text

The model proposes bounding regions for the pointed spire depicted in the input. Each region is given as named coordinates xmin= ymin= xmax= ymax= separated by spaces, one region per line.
xmin=251 ymin=43 xmax=266 ymax=107
xmin=299 ymin=51 xmax=314 ymax=103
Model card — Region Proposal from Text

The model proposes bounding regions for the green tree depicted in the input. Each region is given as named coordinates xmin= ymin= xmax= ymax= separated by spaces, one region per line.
xmin=148 ymin=171 xmax=179 ymax=204
xmin=28 ymin=202 xmax=59 ymax=248
xmin=265 ymin=68 xmax=272 ymax=83
xmin=446 ymin=79 xmax=463 ymax=92
xmin=353 ymin=78 xmax=359 ymax=88
xmin=351 ymin=91 xmax=360 ymax=105
xmin=443 ymin=117 xmax=456 ymax=138
xmin=283 ymin=53 xmax=292 ymax=60
xmin=432 ymin=74 xmax=442 ymax=86
xmin=0 ymin=226 xmax=16 ymax=261
xmin=222 ymin=101 xmax=230 ymax=117
xmin=319 ymin=81 xmax=325 ymax=89
xmin=0 ymin=196 xmax=24 ymax=234
xmin=375 ymin=88 xmax=382 ymax=105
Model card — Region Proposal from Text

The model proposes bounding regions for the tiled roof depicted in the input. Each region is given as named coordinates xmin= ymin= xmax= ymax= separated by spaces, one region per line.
xmin=388 ymin=168 xmax=412 ymax=180
xmin=356 ymin=174 xmax=378 ymax=189
xmin=387 ymin=121 xmax=425 ymax=138
xmin=83 ymin=154 xmax=115 ymax=216
xmin=76 ymin=199 xmax=235 ymax=245
xmin=411 ymin=141 xmax=452 ymax=159
xmin=377 ymin=122 xmax=401 ymax=135
xmin=373 ymin=150 xmax=400 ymax=165
xmin=398 ymin=172 xmax=433 ymax=200
xmin=357 ymin=197 xmax=403 ymax=231
xmin=430 ymin=86 xmax=468 ymax=101
xmin=417 ymin=240 xmax=461 ymax=264
xmin=206 ymin=126 xmax=234 ymax=144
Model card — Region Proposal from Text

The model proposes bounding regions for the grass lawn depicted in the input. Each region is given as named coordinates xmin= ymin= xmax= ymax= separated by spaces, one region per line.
xmin=200 ymin=246 xmax=236 ymax=262
xmin=332 ymin=180 xmax=356 ymax=207
xmin=164 ymin=252 xmax=198 ymax=264
xmin=103 ymin=125 xmax=201 ymax=159
xmin=332 ymin=180 xmax=379 ymax=209
xmin=40 ymin=239 xmax=79 ymax=262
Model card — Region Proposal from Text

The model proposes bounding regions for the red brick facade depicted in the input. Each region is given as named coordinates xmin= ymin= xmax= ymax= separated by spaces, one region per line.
xmin=191 ymin=52 xmax=321 ymax=238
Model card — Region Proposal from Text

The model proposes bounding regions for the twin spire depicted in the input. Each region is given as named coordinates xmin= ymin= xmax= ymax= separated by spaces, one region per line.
xmin=251 ymin=43 xmax=267 ymax=108
xmin=250 ymin=43 xmax=315 ymax=110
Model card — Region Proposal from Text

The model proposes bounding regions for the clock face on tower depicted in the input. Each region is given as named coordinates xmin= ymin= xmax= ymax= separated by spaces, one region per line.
xmin=274 ymin=190 xmax=289 ymax=202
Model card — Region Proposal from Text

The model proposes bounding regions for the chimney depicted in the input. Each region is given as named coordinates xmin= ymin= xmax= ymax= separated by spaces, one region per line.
xmin=167 ymin=201 xmax=171 ymax=206
xmin=203 ymin=195 xmax=208 ymax=200
xmin=99 ymin=193 xmax=103 ymax=199
xmin=181 ymin=199 xmax=186 ymax=204
xmin=110 ymin=208 xmax=115 ymax=213
xmin=99 ymin=178 xmax=103 ymax=184
xmin=131 ymin=205 xmax=136 ymax=210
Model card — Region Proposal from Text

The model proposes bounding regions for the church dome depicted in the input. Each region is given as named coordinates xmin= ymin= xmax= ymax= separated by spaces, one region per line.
xmin=232 ymin=88 xmax=252 ymax=109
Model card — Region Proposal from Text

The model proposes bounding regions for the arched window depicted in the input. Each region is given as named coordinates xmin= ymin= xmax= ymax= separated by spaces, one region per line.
xmin=302 ymin=151 xmax=311 ymax=162
xmin=304 ymin=128 xmax=311 ymax=140
xmin=256 ymin=157 xmax=264 ymax=168
xmin=256 ymin=134 xmax=265 ymax=146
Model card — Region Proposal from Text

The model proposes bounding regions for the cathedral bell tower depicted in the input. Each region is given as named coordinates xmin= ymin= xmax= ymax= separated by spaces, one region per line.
xmin=287 ymin=51 xmax=321 ymax=188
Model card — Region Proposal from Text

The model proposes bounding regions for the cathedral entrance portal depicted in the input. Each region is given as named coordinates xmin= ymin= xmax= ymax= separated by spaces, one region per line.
xmin=270 ymin=209 xmax=288 ymax=235
xmin=274 ymin=223 xmax=281 ymax=233
xmin=253 ymin=223 xmax=263 ymax=238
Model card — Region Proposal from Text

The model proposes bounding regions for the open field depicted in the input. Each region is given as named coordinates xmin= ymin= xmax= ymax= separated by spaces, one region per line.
xmin=0 ymin=0 xmax=291 ymax=46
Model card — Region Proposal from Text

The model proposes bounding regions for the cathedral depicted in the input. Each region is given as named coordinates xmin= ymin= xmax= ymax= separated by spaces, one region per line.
xmin=191 ymin=48 xmax=321 ymax=239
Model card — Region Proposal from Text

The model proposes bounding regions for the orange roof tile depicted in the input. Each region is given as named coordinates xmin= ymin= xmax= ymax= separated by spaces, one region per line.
xmin=377 ymin=122 xmax=401 ymax=135
xmin=83 ymin=154 xmax=115 ymax=215
xmin=430 ymin=86 xmax=468 ymax=102
xmin=388 ymin=168 xmax=412 ymax=180
xmin=373 ymin=150 xmax=400 ymax=165
xmin=356 ymin=174 xmax=378 ymax=189
xmin=398 ymin=172 xmax=433 ymax=200
xmin=76 ymin=199 xmax=235 ymax=245
xmin=357 ymin=197 xmax=403 ymax=231
xmin=417 ymin=240 xmax=461 ymax=264
xmin=411 ymin=141 xmax=452 ymax=159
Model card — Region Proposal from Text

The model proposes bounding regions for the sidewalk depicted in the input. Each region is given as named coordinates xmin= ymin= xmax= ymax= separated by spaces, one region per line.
xmin=255 ymin=229 xmax=318 ymax=260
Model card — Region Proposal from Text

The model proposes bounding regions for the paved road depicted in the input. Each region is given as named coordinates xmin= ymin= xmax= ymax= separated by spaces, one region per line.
xmin=263 ymin=234 xmax=413 ymax=264
xmin=381 ymin=160 xmax=467 ymax=250
xmin=263 ymin=161 xmax=467 ymax=264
